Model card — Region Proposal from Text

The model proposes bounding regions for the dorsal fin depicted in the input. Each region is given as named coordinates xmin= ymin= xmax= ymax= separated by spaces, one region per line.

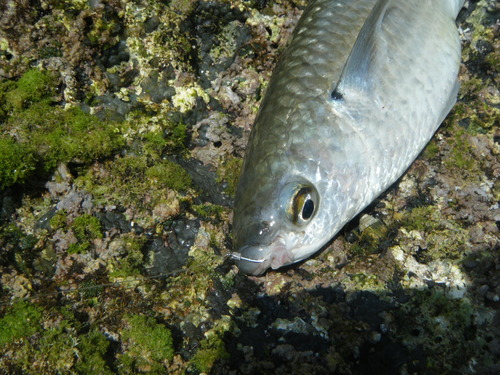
xmin=331 ymin=0 xmax=391 ymax=100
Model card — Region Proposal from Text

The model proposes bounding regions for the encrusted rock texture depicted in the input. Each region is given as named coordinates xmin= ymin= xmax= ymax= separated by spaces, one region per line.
xmin=0 ymin=0 xmax=498 ymax=374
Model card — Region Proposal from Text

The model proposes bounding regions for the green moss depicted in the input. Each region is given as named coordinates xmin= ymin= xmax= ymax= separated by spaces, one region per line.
xmin=142 ymin=131 xmax=169 ymax=158
xmin=190 ymin=318 xmax=231 ymax=373
xmin=4 ymin=69 xmax=55 ymax=112
xmin=395 ymin=289 xmax=476 ymax=372
xmin=167 ymin=122 xmax=188 ymax=152
xmin=109 ymin=234 xmax=146 ymax=278
xmin=216 ymin=156 xmax=243 ymax=197
xmin=458 ymin=77 xmax=485 ymax=100
xmin=49 ymin=210 xmax=68 ymax=230
xmin=191 ymin=340 xmax=228 ymax=373
xmin=0 ymin=138 xmax=37 ymax=189
xmin=422 ymin=139 xmax=440 ymax=160
xmin=12 ymin=103 xmax=124 ymax=171
xmin=0 ymin=69 xmax=125 ymax=189
xmin=400 ymin=206 xmax=440 ymax=233
xmin=146 ymin=160 xmax=192 ymax=191
xmin=72 ymin=214 xmax=103 ymax=240
xmin=68 ymin=214 xmax=102 ymax=254
xmin=75 ymin=155 xmax=186 ymax=227
xmin=119 ymin=314 xmax=174 ymax=372
xmin=75 ymin=329 xmax=113 ymax=374
xmin=443 ymin=126 xmax=481 ymax=177
xmin=192 ymin=203 xmax=224 ymax=220
xmin=113 ymin=155 xmax=149 ymax=180
xmin=83 ymin=155 xmax=150 ymax=206
xmin=0 ymin=304 xmax=114 ymax=373
xmin=467 ymin=102 xmax=499 ymax=134
xmin=0 ymin=301 xmax=43 ymax=346
xmin=34 ymin=322 xmax=78 ymax=371
xmin=400 ymin=205 xmax=468 ymax=261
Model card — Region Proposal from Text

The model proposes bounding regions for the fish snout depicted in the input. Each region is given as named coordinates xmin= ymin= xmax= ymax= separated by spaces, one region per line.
xmin=232 ymin=245 xmax=271 ymax=275
xmin=232 ymin=236 xmax=294 ymax=275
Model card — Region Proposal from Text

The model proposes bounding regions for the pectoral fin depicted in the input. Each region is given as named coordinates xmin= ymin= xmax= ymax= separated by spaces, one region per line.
xmin=331 ymin=0 xmax=391 ymax=100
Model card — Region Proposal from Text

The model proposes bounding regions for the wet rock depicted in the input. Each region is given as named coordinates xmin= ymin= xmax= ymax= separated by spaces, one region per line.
xmin=35 ymin=207 xmax=57 ymax=231
xmin=99 ymin=40 xmax=130 ymax=69
xmin=349 ymin=291 xmax=394 ymax=330
xmin=45 ymin=164 xmax=73 ymax=196
xmin=145 ymin=219 xmax=199 ymax=275
xmin=191 ymin=2 xmax=249 ymax=86
xmin=174 ymin=157 xmax=231 ymax=206
xmin=0 ymin=191 xmax=18 ymax=219
xmin=95 ymin=211 xmax=131 ymax=233
xmin=94 ymin=94 xmax=135 ymax=121
xmin=139 ymin=69 xmax=176 ymax=104
xmin=56 ymin=190 xmax=83 ymax=212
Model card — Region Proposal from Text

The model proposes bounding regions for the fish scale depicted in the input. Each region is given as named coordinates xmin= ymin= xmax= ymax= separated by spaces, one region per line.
xmin=233 ymin=0 xmax=465 ymax=275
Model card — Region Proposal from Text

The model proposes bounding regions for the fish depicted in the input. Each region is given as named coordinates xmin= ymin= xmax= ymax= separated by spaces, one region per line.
xmin=232 ymin=0 xmax=465 ymax=275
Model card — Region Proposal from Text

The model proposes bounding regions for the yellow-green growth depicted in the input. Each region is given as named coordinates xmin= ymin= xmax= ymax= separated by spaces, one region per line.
xmin=0 ymin=138 xmax=37 ymax=189
xmin=146 ymin=160 xmax=192 ymax=191
xmin=34 ymin=321 xmax=79 ymax=370
xmin=109 ymin=234 xmax=146 ymax=278
xmin=400 ymin=205 xmax=468 ymax=261
xmin=422 ymin=139 xmax=440 ymax=160
xmin=217 ymin=156 xmax=243 ymax=197
xmin=3 ymin=69 xmax=55 ymax=112
xmin=350 ymin=220 xmax=389 ymax=257
xmin=75 ymin=329 xmax=113 ymax=374
xmin=400 ymin=206 xmax=441 ymax=233
xmin=49 ymin=210 xmax=68 ymax=230
xmin=0 ymin=301 xmax=43 ymax=346
xmin=191 ymin=203 xmax=224 ymax=219
xmin=443 ymin=127 xmax=480 ymax=175
xmin=68 ymin=214 xmax=103 ymax=254
xmin=190 ymin=336 xmax=229 ymax=373
xmin=72 ymin=214 xmax=103 ymax=240
xmin=120 ymin=314 xmax=174 ymax=372
xmin=0 ymin=69 xmax=125 ymax=189
xmin=190 ymin=319 xmax=231 ymax=373
xmin=142 ymin=131 xmax=169 ymax=158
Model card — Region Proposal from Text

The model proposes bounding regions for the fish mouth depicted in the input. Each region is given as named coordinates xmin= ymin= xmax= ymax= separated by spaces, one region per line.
xmin=232 ymin=236 xmax=294 ymax=275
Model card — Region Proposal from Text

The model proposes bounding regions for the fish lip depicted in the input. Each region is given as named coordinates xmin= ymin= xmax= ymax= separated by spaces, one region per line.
xmin=232 ymin=245 xmax=271 ymax=275
xmin=233 ymin=235 xmax=294 ymax=275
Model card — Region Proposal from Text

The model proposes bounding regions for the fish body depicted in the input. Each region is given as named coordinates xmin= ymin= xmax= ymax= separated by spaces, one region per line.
xmin=232 ymin=0 xmax=465 ymax=275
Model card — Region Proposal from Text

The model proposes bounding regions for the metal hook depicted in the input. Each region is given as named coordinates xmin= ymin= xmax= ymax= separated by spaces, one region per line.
xmin=229 ymin=252 xmax=266 ymax=263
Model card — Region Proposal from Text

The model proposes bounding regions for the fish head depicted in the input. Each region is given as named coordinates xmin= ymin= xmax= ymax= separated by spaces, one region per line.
xmin=233 ymin=173 xmax=336 ymax=275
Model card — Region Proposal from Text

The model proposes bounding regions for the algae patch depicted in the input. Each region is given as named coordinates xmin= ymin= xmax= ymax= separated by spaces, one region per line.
xmin=0 ymin=69 xmax=125 ymax=189
xmin=0 ymin=301 xmax=43 ymax=346
xmin=119 ymin=314 xmax=174 ymax=372
xmin=68 ymin=214 xmax=103 ymax=254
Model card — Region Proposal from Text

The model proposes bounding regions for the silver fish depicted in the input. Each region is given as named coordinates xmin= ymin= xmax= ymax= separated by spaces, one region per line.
xmin=232 ymin=0 xmax=465 ymax=275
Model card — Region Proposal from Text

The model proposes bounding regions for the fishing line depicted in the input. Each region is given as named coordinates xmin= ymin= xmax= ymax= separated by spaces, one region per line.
xmin=0 ymin=251 xmax=238 ymax=307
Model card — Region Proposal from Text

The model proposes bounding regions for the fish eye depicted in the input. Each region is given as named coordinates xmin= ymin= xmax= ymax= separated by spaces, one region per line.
xmin=289 ymin=185 xmax=318 ymax=225
xmin=302 ymin=198 xmax=314 ymax=220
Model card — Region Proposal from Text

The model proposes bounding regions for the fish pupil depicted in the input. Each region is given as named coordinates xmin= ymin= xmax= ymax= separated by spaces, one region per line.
xmin=301 ymin=199 xmax=314 ymax=220
xmin=331 ymin=89 xmax=343 ymax=101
